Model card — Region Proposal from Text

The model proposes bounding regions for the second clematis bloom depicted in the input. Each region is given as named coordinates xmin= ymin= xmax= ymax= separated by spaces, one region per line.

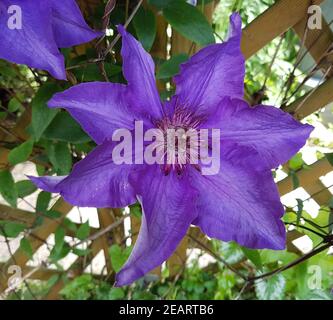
xmin=30 ymin=13 xmax=313 ymax=286
xmin=0 ymin=0 xmax=102 ymax=80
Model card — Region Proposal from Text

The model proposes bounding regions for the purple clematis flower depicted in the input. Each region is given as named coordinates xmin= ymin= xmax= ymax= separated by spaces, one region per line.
xmin=30 ymin=13 xmax=313 ymax=286
xmin=0 ymin=0 xmax=102 ymax=80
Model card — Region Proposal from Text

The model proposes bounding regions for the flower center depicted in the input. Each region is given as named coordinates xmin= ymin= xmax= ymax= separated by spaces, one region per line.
xmin=155 ymin=106 xmax=203 ymax=175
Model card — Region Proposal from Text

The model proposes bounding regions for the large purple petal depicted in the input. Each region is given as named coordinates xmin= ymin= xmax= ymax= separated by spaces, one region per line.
xmin=0 ymin=0 xmax=66 ymax=79
xmin=50 ymin=0 xmax=103 ymax=48
xmin=118 ymin=25 xmax=163 ymax=122
xmin=189 ymin=160 xmax=286 ymax=249
xmin=48 ymin=82 xmax=142 ymax=144
xmin=173 ymin=13 xmax=244 ymax=114
xmin=29 ymin=140 xmax=136 ymax=208
xmin=115 ymin=166 xmax=197 ymax=286
xmin=204 ymin=97 xmax=313 ymax=170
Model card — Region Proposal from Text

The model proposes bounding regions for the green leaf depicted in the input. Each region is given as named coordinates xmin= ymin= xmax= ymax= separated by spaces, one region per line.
xmin=109 ymin=287 xmax=125 ymax=300
xmin=0 ymin=60 xmax=16 ymax=77
xmin=156 ymin=54 xmax=189 ymax=79
xmin=132 ymin=291 xmax=157 ymax=299
xmin=241 ymin=247 xmax=262 ymax=270
xmin=36 ymin=163 xmax=46 ymax=176
xmin=2 ymin=221 xmax=26 ymax=238
xmin=325 ymin=152 xmax=333 ymax=166
xmin=49 ymin=227 xmax=67 ymax=262
xmin=54 ymin=227 xmax=65 ymax=251
xmin=60 ymin=275 xmax=94 ymax=300
xmin=63 ymin=218 xmax=77 ymax=232
xmin=46 ymin=142 xmax=72 ymax=175
xmin=72 ymin=248 xmax=90 ymax=257
xmin=260 ymin=249 xmax=296 ymax=265
xmin=43 ymin=112 xmax=91 ymax=143
xmin=49 ymin=242 xmax=70 ymax=262
xmin=302 ymin=289 xmax=333 ymax=300
xmin=16 ymin=180 xmax=37 ymax=198
xmin=8 ymin=97 xmax=21 ymax=112
xmin=129 ymin=203 xmax=142 ymax=218
xmin=44 ymin=210 xmax=61 ymax=219
xmin=290 ymin=171 xmax=299 ymax=189
xmin=73 ymin=63 xmax=122 ymax=82
xmin=109 ymin=244 xmax=132 ymax=273
xmin=255 ymin=273 xmax=286 ymax=300
xmin=133 ymin=7 xmax=156 ymax=51
xmin=149 ymin=0 xmax=171 ymax=8
xmin=36 ymin=191 xmax=51 ymax=212
xmin=162 ymin=1 xmax=215 ymax=46
xmin=0 ymin=112 xmax=7 ymax=120
xmin=296 ymin=198 xmax=304 ymax=226
xmin=219 ymin=241 xmax=243 ymax=264
xmin=197 ymin=0 xmax=214 ymax=4
xmin=20 ymin=238 xmax=33 ymax=258
xmin=8 ymin=139 xmax=34 ymax=165
xmin=0 ymin=170 xmax=18 ymax=207
xmin=288 ymin=153 xmax=304 ymax=170
xmin=76 ymin=221 xmax=90 ymax=240
xmin=329 ymin=198 xmax=333 ymax=233
xmin=33 ymin=216 xmax=44 ymax=228
xmin=32 ymin=83 xmax=62 ymax=141
xmin=47 ymin=274 xmax=60 ymax=289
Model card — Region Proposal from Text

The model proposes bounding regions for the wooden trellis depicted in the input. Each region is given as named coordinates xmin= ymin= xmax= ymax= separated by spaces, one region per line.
xmin=0 ymin=0 xmax=332 ymax=299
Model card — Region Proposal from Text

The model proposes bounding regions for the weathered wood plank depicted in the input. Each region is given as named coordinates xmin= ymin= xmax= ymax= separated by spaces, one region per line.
xmin=5 ymin=199 xmax=72 ymax=269
xmin=0 ymin=204 xmax=35 ymax=227
xmin=303 ymin=179 xmax=332 ymax=205
xmin=293 ymin=8 xmax=333 ymax=67
xmin=241 ymin=0 xmax=324 ymax=59
xmin=278 ymin=158 xmax=332 ymax=195
xmin=283 ymin=76 xmax=333 ymax=119
xmin=97 ymin=208 xmax=116 ymax=274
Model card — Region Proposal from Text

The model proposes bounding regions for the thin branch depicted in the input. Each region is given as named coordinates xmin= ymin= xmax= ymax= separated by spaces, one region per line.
xmin=262 ymin=34 xmax=285 ymax=89
xmin=285 ymin=222 xmax=327 ymax=237
xmin=248 ymin=241 xmax=332 ymax=282
xmin=75 ymin=214 xmax=130 ymax=246
xmin=102 ymin=0 xmax=144 ymax=59
xmin=187 ymin=233 xmax=248 ymax=280
xmin=293 ymin=65 xmax=332 ymax=114
xmin=0 ymin=226 xmax=37 ymax=299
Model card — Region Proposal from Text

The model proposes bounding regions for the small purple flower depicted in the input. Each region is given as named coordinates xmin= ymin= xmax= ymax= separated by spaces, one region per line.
xmin=30 ymin=13 xmax=313 ymax=286
xmin=0 ymin=0 xmax=102 ymax=79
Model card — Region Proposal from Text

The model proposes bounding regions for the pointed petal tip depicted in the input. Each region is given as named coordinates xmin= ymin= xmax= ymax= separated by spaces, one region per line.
xmin=242 ymin=228 xmax=286 ymax=250
xmin=47 ymin=98 xmax=56 ymax=108
xmin=47 ymin=93 xmax=61 ymax=108
xmin=28 ymin=175 xmax=66 ymax=193
xmin=268 ymin=238 xmax=286 ymax=251
xmin=46 ymin=61 xmax=67 ymax=81
xmin=27 ymin=175 xmax=43 ymax=188
xmin=94 ymin=30 xmax=105 ymax=38
xmin=113 ymin=277 xmax=127 ymax=288
xmin=242 ymin=238 xmax=286 ymax=251
xmin=78 ymin=29 xmax=105 ymax=45
xmin=263 ymin=220 xmax=286 ymax=250
xmin=230 ymin=12 xmax=241 ymax=22
xmin=53 ymin=73 xmax=67 ymax=81
xmin=304 ymin=123 xmax=315 ymax=135
xmin=228 ymin=12 xmax=242 ymax=40
xmin=115 ymin=266 xmax=144 ymax=287
xmin=45 ymin=53 xmax=67 ymax=81
xmin=117 ymin=24 xmax=126 ymax=36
